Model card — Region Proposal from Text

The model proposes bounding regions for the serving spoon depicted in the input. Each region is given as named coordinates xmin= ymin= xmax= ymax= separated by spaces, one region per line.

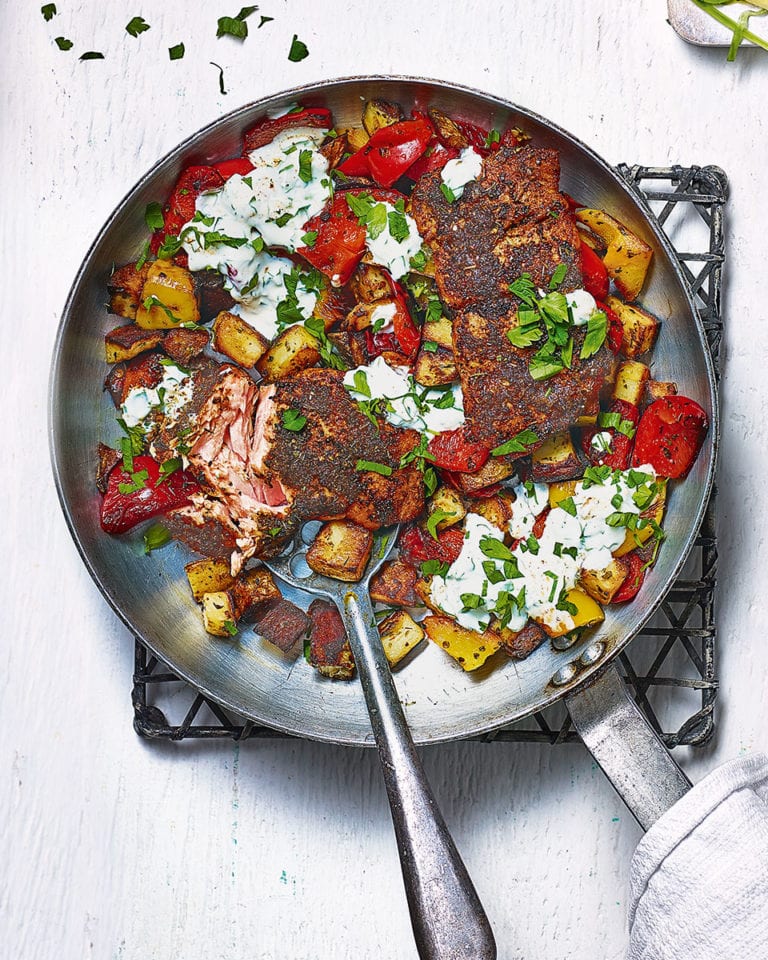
xmin=262 ymin=522 xmax=496 ymax=960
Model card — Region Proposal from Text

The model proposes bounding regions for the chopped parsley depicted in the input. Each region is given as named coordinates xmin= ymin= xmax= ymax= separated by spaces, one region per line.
xmin=491 ymin=427 xmax=539 ymax=457
xmin=168 ymin=43 xmax=185 ymax=60
xmin=41 ymin=3 xmax=57 ymax=20
xmin=301 ymin=230 xmax=318 ymax=248
xmin=210 ymin=61 xmax=227 ymax=95
xmin=281 ymin=408 xmax=307 ymax=432
xmin=143 ymin=523 xmax=170 ymax=554
xmin=156 ymin=458 xmax=182 ymax=485
xmin=440 ymin=182 xmax=457 ymax=203
xmin=420 ymin=559 xmax=449 ymax=578
xmin=118 ymin=469 xmax=149 ymax=495
xmin=144 ymin=202 xmax=164 ymax=231
xmin=355 ymin=459 xmax=393 ymax=477
xmin=426 ymin=509 xmax=454 ymax=540
xmin=287 ymin=34 xmax=309 ymax=61
xmin=126 ymin=16 xmax=150 ymax=37
xmin=223 ymin=619 xmax=239 ymax=637
xmin=54 ymin=36 xmax=73 ymax=50
xmin=80 ymin=51 xmax=105 ymax=60
xmin=298 ymin=149 xmax=313 ymax=184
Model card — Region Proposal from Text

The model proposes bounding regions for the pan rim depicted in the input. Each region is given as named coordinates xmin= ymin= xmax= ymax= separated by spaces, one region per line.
xmin=49 ymin=74 xmax=719 ymax=746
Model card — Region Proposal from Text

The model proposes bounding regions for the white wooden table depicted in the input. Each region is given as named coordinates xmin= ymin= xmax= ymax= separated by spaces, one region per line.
xmin=3 ymin=2 xmax=768 ymax=957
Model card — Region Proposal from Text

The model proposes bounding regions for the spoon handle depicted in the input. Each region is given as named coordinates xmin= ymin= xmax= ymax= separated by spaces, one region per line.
xmin=341 ymin=590 xmax=496 ymax=960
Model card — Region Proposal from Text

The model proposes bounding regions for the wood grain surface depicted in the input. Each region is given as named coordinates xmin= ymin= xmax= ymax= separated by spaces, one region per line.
xmin=3 ymin=1 xmax=768 ymax=958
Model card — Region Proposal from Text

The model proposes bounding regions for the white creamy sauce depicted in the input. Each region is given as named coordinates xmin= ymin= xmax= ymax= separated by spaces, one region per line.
xmin=429 ymin=466 xmax=658 ymax=636
xmin=567 ymin=288 xmax=599 ymax=327
xmin=369 ymin=301 xmax=397 ymax=334
xmin=440 ymin=146 xmax=483 ymax=199
xmin=343 ymin=356 xmax=465 ymax=433
xmin=120 ymin=362 xmax=193 ymax=429
xmin=229 ymin=253 xmax=317 ymax=341
xmin=364 ymin=202 xmax=424 ymax=281
xmin=591 ymin=430 xmax=613 ymax=454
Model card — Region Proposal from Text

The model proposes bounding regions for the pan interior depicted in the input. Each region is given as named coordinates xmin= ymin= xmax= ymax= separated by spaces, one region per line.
xmin=50 ymin=77 xmax=716 ymax=745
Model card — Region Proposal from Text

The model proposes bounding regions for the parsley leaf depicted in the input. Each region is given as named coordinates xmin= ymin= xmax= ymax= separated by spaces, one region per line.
xmin=288 ymin=34 xmax=309 ymax=61
xmin=80 ymin=51 xmax=105 ymax=60
xmin=126 ymin=16 xmax=150 ymax=37
xmin=388 ymin=208 xmax=410 ymax=242
xmin=491 ymin=428 xmax=539 ymax=457
xmin=426 ymin=509 xmax=453 ymax=540
xmin=420 ymin=558 xmax=449 ymax=578
xmin=440 ymin=182 xmax=457 ymax=203
xmin=301 ymin=230 xmax=318 ymax=248
xmin=281 ymin=408 xmax=307 ymax=432
xmin=258 ymin=15 xmax=274 ymax=27
xmin=507 ymin=324 xmax=543 ymax=349
xmin=580 ymin=309 xmax=608 ymax=360
xmin=298 ymin=149 xmax=313 ymax=184
xmin=210 ymin=61 xmax=227 ymax=95
xmin=144 ymin=202 xmax=164 ymax=231
xmin=168 ymin=43 xmax=185 ymax=60
xmin=54 ymin=36 xmax=73 ymax=50
xmin=143 ymin=523 xmax=170 ymax=555
xmin=41 ymin=3 xmax=56 ymax=21
xmin=558 ymin=496 xmax=577 ymax=517
xmin=355 ymin=459 xmax=393 ymax=477
xmin=528 ymin=353 xmax=565 ymax=381
xmin=548 ymin=263 xmax=568 ymax=290
xmin=479 ymin=536 xmax=513 ymax=561
xmin=223 ymin=620 xmax=239 ymax=637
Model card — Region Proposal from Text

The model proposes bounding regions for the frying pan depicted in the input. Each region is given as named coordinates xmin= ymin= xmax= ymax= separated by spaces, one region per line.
xmin=49 ymin=76 xmax=717 ymax=831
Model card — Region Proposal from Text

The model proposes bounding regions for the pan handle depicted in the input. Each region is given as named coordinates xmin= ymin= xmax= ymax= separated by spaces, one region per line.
xmin=566 ymin=664 xmax=691 ymax=831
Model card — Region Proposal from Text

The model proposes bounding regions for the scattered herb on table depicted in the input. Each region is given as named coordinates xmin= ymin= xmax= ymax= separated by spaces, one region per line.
xmin=126 ymin=16 xmax=150 ymax=37
xmin=168 ymin=42 xmax=185 ymax=60
xmin=288 ymin=33 xmax=309 ymax=61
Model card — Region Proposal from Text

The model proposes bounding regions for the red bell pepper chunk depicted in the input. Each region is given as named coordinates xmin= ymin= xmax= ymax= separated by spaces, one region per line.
xmin=214 ymin=157 xmax=254 ymax=179
xmin=581 ymin=242 xmax=610 ymax=301
xmin=631 ymin=396 xmax=709 ymax=478
xmin=296 ymin=193 xmax=368 ymax=286
xmin=398 ymin=524 xmax=464 ymax=566
xmin=581 ymin=398 xmax=639 ymax=471
xmin=404 ymin=142 xmax=459 ymax=181
xmin=151 ymin=164 xmax=224 ymax=262
xmin=338 ymin=119 xmax=433 ymax=188
xmin=242 ymin=106 xmax=332 ymax=153
xmin=612 ymin=552 xmax=646 ymax=603
xmin=427 ymin=428 xmax=490 ymax=474
xmin=596 ymin=299 xmax=624 ymax=355
xmin=100 ymin=455 xmax=200 ymax=535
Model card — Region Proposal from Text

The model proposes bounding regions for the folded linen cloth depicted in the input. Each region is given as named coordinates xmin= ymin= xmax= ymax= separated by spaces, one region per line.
xmin=627 ymin=753 xmax=768 ymax=959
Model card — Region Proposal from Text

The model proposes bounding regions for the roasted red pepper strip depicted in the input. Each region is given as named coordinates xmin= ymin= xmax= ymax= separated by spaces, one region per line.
xmin=405 ymin=142 xmax=459 ymax=180
xmin=338 ymin=119 xmax=433 ymax=187
xmin=631 ymin=396 xmax=709 ymax=478
xmin=150 ymin=165 xmax=225 ymax=261
xmin=242 ymin=107 xmax=332 ymax=153
xmin=100 ymin=455 xmax=200 ymax=534
xmin=596 ymin=299 xmax=624 ymax=354
xmin=428 ymin=428 xmax=490 ymax=474
xmin=581 ymin=242 xmax=610 ymax=301
xmin=214 ymin=157 xmax=254 ymax=179
xmin=399 ymin=524 xmax=464 ymax=566
xmin=364 ymin=290 xmax=421 ymax=362
xmin=612 ymin=552 xmax=646 ymax=603
xmin=581 ymin=398 xmax=639 ymax=471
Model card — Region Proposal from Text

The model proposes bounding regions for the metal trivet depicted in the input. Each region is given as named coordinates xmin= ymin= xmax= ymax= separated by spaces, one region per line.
xmin=132 ymin=163 xmax=726 ymax=748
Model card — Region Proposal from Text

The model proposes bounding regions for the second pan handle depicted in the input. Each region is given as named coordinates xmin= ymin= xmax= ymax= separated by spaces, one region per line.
xmin=566 ymin=664 xmax=691 ymax=831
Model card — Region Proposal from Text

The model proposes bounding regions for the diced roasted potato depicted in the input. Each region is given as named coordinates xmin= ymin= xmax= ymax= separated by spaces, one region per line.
xmin=647 ymin=379 xmax=678 ymax=401
xmin=613 ymin=360 xmax=650 ymax=407
xmin=256 ymin=325 xmax=321 ymax=381
xmin=306 ymin=520 xmax=374 ymax=582
xmin=252 ymin=598 xmax=309 ymax=653
xmin=456 ymin=457 xmax=515 ymax=494
xmin=162 ymin=327 xmax=210 ymax=365
xmin=370 ymin=558 xmax=420 ymax=607
xmin=549 ymin=480 xmax=577 ymax=511
xmin=346 ymin=300 xmax=395 ymax=332
xmin=135 ymin=260 xmax=200 ymax=329
xmin=423 ymin=616 xmax=501 ymax=671
xmin=421 ymin=316 xmax=454 ymax=349
xmin=580 ymin=558 xmax=631 ymax=605
xmin=343 ymin=126 xmax=370 ymax=151
xmin=537 ymin=588 xmax=604 ymax=638
xmin=313 ymin=282 xmax=351 ymax=331
xmin=414 ymin=576 xmax=442 ymax=614
xmin=605 ymin=295 xmax=660 ymax=358
xmin=95 ymin=442 xmax=121 ymax=494
xmin=575 ymin=208 xmax=653 ymax=301
xmin=185 ymin=557 xmax=235 ymax=602
xmin=427 ymin=107 xmax=468 ymax=150
xmin=362 ymin=98 xmax=404 ymax=136
xmin=349 ymin=263 xmax=394 ymax=304
xmin=413 ymin=345 xmax=458 ymax=386
xmin=195 ymin=271 xmax=235 ymax=322
xmin=497 ymin=620 xmax=547 ymax=660
xmin=308 ymin=599 xmax=355 ymax=680
xmin=427 ymin=485 xmax=466 ymax=531
xmin=213 ymin=311 xmax=270 ymax=367
xmin=614 ymin=481 xmax=667 ymax=556
xmin=319 ymin=133 xmax=350 ymax=171
xmin=231 ymin=567 xmax=282 ymax=622
xmin=379 ymin=610 xmax=425 ymax=667
xmin=108 ymin=261 xmax=150 ymax=319
xmin=531 ymin=431 xmax=582 ymax=483
xmin=470 ymin=495 xmax=511 ymax=531
xmin=201 ymin=590 xmax=239 ymax=638
xmin=104 ymin=324 xmax=165 ymax=364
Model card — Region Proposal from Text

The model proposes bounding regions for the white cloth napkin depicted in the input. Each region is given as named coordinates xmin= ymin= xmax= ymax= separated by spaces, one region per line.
xmin=627 ymin=753 xmax=768 ymax=959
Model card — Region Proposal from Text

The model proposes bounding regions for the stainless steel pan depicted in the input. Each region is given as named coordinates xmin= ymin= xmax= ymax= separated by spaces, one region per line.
xmin=49 ymin=76 xmax=717 ymax=830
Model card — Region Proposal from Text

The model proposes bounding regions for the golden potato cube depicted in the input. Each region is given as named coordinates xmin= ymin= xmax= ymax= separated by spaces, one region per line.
xmin=548 ymin=480 xmax=579 ymax=510
xmin=612 ymin=361 xmax=650 ymax=407
xmin=423 ymin=616 xmax=501 ymax=671
xmin=108 ymin=261 xmax=150 ymax=319
xmin=231 ymin=567 xmax=282 ymax=621
xmin=379 ymin=610 xmax=425 ymax=666
xmin=605 ymin=295 xmax=660 ymax=358
xmin=349 ymin=263 xmax=393 ymax=304
xmin=104 ymin=324 xmax=164 ymax=364
xmin=201 ymin=591 xmax=239 ymax=638
xmin=135 ymin=260 xmax=200 ymax=329
xmin=413 ymin=345 xmax=458 ymax=386
xmin=427 ymin=107 xmax=468 ymax=150
xmin=362 ymin=98 xmax=403 ymax=136
xmin=647 ymin=380 xmax=678 ymax=401
xmin=343 ymin=126 xmax=369 ymax=151
xmin=185 ymin=557 xmax=235 ymax=602
xmin=580 ymin=558 xmax=631 ymax=605
xmin=537 ymin=588 xmax=604 ymax=638
xmin=531 ymin=431 xmax=582 ymax=483
xmin=306 ymin=521 xmax=374 ymax=582
xmin=256 ymin=325 xmax=321 ymax=382
xmin=369 ymin=558 xmax=420 ymax=606
xmin=414 ymin=577 xmax=442 ymax=614
xmin=456 ymin=458 xmax=515 ymax=494
xmin=470 ymin=495 xmax=511 ymax=532
xmin=422 ymin=316 xmax=454 ymax=349
xmin=427 ymin=485 xmax=466 ymax=531
xmin=213 ymin=311 xmax=270 ymax=367
xmin=576 ymin=208 xmax=653 ymax=301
